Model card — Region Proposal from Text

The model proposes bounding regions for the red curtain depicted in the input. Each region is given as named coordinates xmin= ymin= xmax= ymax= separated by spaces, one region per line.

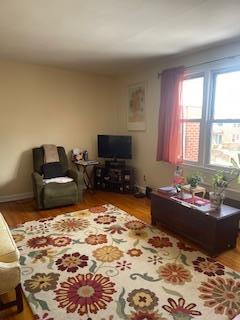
xmin=156 ymin=66 xmax=184 ymax=165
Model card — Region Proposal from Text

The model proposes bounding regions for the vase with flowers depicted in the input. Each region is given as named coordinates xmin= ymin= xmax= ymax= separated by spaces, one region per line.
xmin=210 ymin=169 xmax=239 ymax=209
xmin=173 ymin=166 xmax=185 ymax=192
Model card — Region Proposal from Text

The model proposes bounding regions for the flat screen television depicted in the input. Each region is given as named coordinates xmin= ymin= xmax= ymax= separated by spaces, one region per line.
xmin=98 ymin=135 xmax=132 ymax=159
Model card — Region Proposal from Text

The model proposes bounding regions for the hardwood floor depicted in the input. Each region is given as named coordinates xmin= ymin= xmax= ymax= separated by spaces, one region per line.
xmin=0 ymin=190 xmax=239 ymax=319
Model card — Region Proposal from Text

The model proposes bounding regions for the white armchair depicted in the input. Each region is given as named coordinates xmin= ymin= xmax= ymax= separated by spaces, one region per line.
xmin=0 ymin=213 xmax=23 ymax=313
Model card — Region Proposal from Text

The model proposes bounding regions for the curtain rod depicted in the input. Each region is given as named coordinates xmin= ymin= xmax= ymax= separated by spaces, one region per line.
xmin=157 ymin=53 xmax=240 ymax=78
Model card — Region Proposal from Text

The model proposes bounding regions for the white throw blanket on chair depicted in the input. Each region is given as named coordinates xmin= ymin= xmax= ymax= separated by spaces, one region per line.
xmin=43 ymin=144 xmax=59 ymax=163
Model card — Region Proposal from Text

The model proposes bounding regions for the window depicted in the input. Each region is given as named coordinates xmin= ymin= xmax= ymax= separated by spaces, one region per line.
xmin=214 ymin=133 xmax=222 ymax=145
xmin=232 ymin=134 xmax=240 ymax=143
xmin=209 ymin=70 xmax=240 ymax=167
xmin=182 ymin=76 xmax=204 ymax=162
xmin=182 ymin=68 xmax=240 ymax=169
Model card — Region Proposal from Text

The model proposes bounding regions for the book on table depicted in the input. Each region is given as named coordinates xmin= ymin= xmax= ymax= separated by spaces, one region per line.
xmin=170 ymin=194 xmax=214 ymax=213
xmin=158 ymin=186 xmax=177 ymax=194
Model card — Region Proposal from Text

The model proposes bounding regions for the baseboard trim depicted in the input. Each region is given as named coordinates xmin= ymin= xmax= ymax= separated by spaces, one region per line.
xmin=136 ymin=185 xmax=146 ymax=193
xmin=0 ymin=192 xmax=33 ymax=203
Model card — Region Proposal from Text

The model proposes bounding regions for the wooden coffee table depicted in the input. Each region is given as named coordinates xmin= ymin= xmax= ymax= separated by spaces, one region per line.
xmin=151 ymin=191 xmax=240 ymax=256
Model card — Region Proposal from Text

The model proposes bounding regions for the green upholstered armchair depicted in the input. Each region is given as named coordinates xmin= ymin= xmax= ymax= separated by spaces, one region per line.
xmin=32 ymin=146 xmax=84 ymax=209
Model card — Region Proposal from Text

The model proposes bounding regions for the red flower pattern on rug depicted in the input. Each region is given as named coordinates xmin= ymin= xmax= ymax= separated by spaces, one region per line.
xmin=177 ymin=241 xmax=196 ymax=252
xmin=53 ymin=217 xmax=89 ymax=232
xmin=89 ymin=205 xmax=108 ymax=213
xmin=198 ymin=277 xmax=240 ymax=319
xmin=125 ymin=220 xmax=146 ymax=230
xmin=193 ymin=256 xmax=225 ymax=276
xmin=116 ymin=260 xmax=132 ymax=271
xmin=85 ymin=234 xmax=107 ymax=245
xmin=162 ymin=297 xmax=201 ymax=318
xmin=148 ymin=236 xmax=173 ymax=248
xmin=55 ymin=252 xmax=88 ymax=272
xmin=54 ymin=273 xmax=116 ymax=315
xmin=27 ymin=236 xmax=52 ymax=249
xmin=127 ymin=248 xmax=143 ymax=257
xmin=51 ymin=236 xmax=71 ymax=247
xmin=128 ymin=310 xmax=167 ymax=320
xmin=157 ymin=263 xmax=192 ymax=285
xmin=34 ymin=313 xmax=54 ymax=320
xmin=94 ymin=215 xmax=116 ymax=224
xmin=104 ymin=224 xmax=127 ymax=234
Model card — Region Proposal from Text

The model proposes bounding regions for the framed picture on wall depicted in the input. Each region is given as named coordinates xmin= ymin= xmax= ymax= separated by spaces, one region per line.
xmin=128 ymin=82 xmax=146 ymax=131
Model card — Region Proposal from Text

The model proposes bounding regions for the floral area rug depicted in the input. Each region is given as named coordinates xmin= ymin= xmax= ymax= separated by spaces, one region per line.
xmin=11 ymin=204 xmax=240 ymax=320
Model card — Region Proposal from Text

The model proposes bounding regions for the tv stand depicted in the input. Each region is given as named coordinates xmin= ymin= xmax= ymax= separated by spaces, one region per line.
xmin=105 ymin=159 xmax=126 ymax=168
xmin=94 ymin=161 xmax=134 ymax=193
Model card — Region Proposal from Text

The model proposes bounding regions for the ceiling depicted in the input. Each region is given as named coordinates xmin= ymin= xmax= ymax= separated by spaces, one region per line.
xmin=0 ymin=0 xmax=240 ymax=74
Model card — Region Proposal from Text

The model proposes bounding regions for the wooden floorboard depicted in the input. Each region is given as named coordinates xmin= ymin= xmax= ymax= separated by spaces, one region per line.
xmin=0 ymin=190 xmax=239 ymax=319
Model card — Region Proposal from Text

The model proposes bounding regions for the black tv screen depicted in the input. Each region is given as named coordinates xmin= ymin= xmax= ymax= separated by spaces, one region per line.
xmin=98 ymin=135 xmax=132 ymax=159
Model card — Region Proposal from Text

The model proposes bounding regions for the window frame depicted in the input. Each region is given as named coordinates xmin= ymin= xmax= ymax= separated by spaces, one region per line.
xmin=182 ymin=72 xmax=205 ymax=166
xmin=182 ymin=65 xmax=240 ymax=171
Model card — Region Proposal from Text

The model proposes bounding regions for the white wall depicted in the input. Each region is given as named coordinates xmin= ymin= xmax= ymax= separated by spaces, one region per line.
xmin=0 ymin=61 xmax=118 ymax=198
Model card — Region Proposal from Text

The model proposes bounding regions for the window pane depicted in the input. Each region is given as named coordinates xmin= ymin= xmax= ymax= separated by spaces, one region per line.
xmin=182 ymin=77 xmax=204 ymax=119
xmin=183 ymin=122 xmax=200 ymax=162
xmin=214 ymin=70 xmax=240 ymax=119
xmin=210 ymin=123 xmax=240 ymax=167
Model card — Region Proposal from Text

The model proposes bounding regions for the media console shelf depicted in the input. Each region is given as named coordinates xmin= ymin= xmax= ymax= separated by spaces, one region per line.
xmin=151 ymin=191 xmax=240 ymax=256
xmin=94 ymin=162 xmax=134 ymax=193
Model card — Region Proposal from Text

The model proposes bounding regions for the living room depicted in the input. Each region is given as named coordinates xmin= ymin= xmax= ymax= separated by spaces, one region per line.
xmin=0 ymin=1 xmax=240 ymax=320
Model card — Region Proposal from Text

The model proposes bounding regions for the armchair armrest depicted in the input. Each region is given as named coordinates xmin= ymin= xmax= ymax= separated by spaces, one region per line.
xmin=68 ymin=169 xmax=84 ymax=201
xmin=32 ymin=172 xmax=44 ymax=209
xmin=0 ymin=261 xmax=21 ymax=294
xmin=67 ymin=169 xmax=83 ymax=184
xmin=32 ymin=171 xmax=44 ymax=186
